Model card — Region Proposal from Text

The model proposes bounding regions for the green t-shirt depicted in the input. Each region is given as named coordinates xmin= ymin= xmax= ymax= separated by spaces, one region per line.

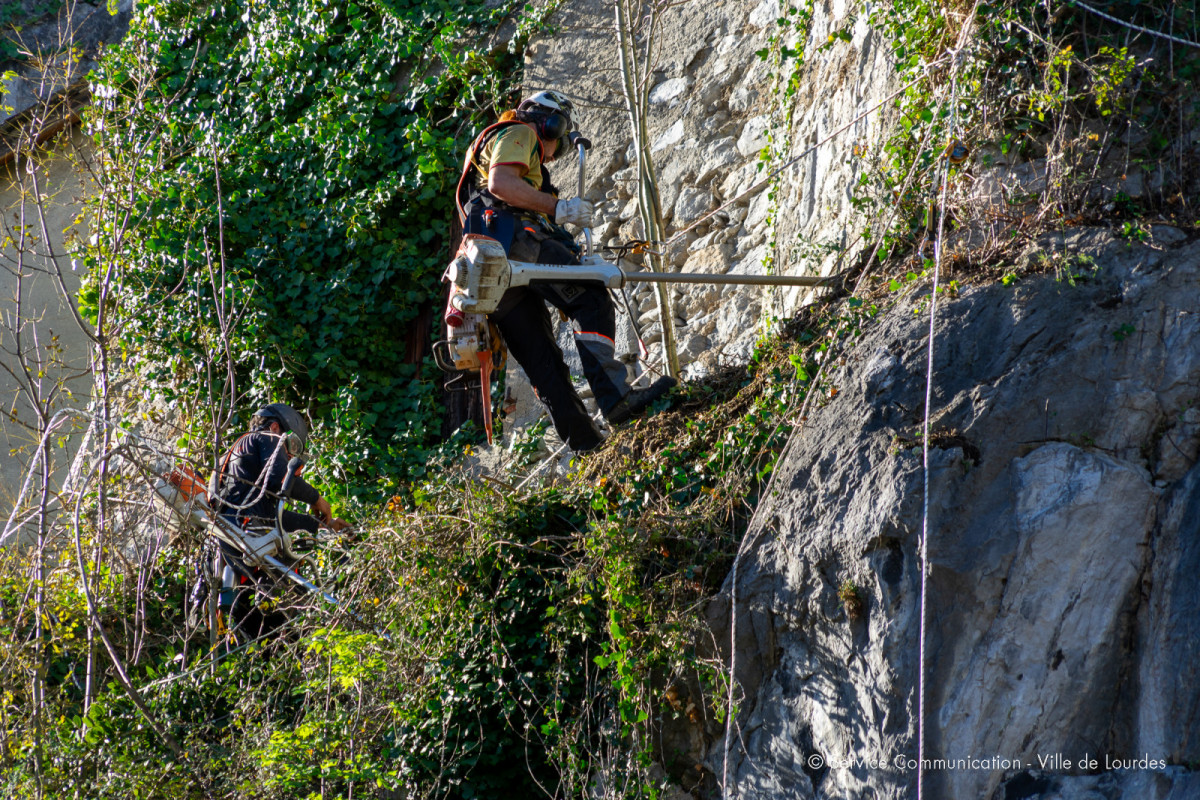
xmin=472 ymin=122 xmax=545 ymax=192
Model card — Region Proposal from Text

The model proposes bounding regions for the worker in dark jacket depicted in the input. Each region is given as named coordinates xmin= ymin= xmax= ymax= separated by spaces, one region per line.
xmin=210 ymin=402 xmax=347 ymax=535
xmin=203 ymin=403 xmax=346 ymax=641
xmin=456 ymin=89 xmax=675 ymax=453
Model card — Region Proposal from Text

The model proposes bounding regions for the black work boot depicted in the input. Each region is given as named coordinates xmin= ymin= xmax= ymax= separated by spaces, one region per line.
xmin=605 ymin=376 xmax=678 ymax=425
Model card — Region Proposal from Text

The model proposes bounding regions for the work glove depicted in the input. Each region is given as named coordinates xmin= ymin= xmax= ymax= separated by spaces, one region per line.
xmin=554 ymin=197 xmax=594 ymax=228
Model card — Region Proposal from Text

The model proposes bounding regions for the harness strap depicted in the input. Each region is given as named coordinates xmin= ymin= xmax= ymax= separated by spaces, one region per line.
xmin=455 ymin=120 xmax=545 ymax=226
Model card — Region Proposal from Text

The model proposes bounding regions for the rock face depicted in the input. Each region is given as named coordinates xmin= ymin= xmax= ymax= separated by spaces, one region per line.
xmin=518 ymin=8 xmax=1200 ymax=798
xmin=0 ymin=1 xmax=134 ymax=131
xmin=706 ymin=227 xmax=1200 ymax=799
xmin=512 ymin=9 xmax=1200 ymax=793
xmin=524 ymin=0 xmax=897 ymax=368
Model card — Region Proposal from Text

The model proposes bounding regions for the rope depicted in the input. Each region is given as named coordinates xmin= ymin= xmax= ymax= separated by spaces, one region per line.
xmin=721 ymin=517 xmax=770 ymax=799
xmin=1 ymin=406 xmax=287 ymax=545
xmin=850 ymin=114 xmax=942 ymax=297
xmin=712 ymin=43 xmax=977 ymax=800
xmin=1069 ymin=0 xmax=1200 ymax=49
xmin=210 ymin=432 xmax=290 ymax=513
xmin=916 ymin=44 xmax=967 ymax=800
xmin=665 ymin=57 xmax=949 ymax=248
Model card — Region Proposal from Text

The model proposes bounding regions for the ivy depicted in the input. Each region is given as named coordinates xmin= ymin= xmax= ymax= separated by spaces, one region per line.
xmin=83 ymin=0 xmax=540 ymax=495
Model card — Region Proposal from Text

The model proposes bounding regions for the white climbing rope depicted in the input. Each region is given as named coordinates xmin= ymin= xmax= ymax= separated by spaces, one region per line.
xmin=209 ymin=432 xmax=290 ymax=513
xmin=713 ymin=45 xmax=980 ymax=800
xmin=917 ymin=42 xmax=967 ymax=800
xmin=720 ymin=355 xmax=827 ymax=798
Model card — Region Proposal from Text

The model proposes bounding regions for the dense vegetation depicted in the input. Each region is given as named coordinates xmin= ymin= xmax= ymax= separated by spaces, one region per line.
xmin=0 ymin=318 xmax=830 ymax=797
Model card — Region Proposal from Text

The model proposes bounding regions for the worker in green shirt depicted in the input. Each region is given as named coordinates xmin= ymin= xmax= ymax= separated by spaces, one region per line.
xmin=455 ymin=90 xmax=674 ymax=452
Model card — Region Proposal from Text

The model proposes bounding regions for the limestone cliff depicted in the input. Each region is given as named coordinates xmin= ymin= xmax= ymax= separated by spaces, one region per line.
xmin=708 ymin=227 xmax=1200 ymax=799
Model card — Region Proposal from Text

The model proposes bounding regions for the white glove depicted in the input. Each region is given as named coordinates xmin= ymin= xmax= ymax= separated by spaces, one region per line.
xmin=554 ymin=197 xmax=594 ymax=228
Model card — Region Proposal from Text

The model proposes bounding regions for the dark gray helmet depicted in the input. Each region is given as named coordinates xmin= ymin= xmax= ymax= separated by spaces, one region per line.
xmin=254 ymin=402 xmax=309 ymax=453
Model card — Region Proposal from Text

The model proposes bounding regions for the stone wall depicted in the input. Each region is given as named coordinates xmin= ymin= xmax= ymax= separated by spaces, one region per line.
xmin=502 ymin=0 xmax=900 ymax=449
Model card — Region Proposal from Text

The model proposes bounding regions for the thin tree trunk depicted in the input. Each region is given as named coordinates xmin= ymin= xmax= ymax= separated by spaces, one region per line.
xmin=614 ymin=0 xmax=680 ymax=378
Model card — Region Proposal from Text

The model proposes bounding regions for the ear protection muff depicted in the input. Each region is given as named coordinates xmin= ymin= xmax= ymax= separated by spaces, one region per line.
xmin=285 ymin=430 xmax=306 ymax=458
xmin=537 ymin=111 xmax=570 ymax=143
xmin=517 ymin=99 xmax=572 ymax=144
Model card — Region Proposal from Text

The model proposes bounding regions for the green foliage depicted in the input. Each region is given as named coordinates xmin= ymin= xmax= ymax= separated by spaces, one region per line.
xmin=0 ymin=316 xmax=839 ymax=798
xmin=848 ymin=0 xmax=1199 ymax=286
xmin=837 ymin=578 xmax=864 ymax=619
xmin=1116 ymin=219 xmax=1149 ymax=243
xmin=1111 ymin=322 xmax=1136 ymax=342
xmin=83 ymin=0 xmax=540 ymax=494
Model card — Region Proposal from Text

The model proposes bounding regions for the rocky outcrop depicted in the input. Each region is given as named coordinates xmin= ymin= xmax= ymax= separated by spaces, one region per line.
xmin=508 ymin=4 xmax=1200 ymax=793
xmin=515 ymin=10 xmax=1200 ymax=794
xmin=707 ymin=227 xmax=1200 ymax=799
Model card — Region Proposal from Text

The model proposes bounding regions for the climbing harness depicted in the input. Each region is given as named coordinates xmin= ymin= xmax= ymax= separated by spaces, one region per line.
xmin=455 ymin=119 xmax=545 ymax=230
xmin=439 ymin=135 xmax=838 ymax=446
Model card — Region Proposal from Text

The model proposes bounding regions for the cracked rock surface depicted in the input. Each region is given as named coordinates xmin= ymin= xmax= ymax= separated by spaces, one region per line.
xmin=708 ymin=228 xmax=1200 ymax=799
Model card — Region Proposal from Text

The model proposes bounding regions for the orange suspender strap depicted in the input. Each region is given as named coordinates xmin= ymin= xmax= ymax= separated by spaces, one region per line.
xmin=211 ymin=431 xmax=262 ymax=515
xmin=454 ymin=120 xmax=544 ymax=226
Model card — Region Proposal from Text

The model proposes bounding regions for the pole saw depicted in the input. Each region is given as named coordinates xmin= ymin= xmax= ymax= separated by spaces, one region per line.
xmin=153 ymin=458 xmax=383 ymax=645
xmin=434 ymin=136 xmax=837 ymax=444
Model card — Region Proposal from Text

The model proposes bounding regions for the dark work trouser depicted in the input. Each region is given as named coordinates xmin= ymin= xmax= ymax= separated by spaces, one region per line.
xmin=215 ymin=509 xmax=319 ymax=641
xmin=492 ymin=232 xmax=630 ymax=452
